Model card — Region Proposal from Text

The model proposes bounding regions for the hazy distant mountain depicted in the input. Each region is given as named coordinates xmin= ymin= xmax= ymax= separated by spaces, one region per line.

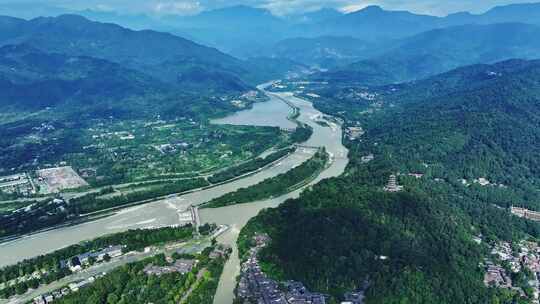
xmin=261 ymin=36 xmax=383 ymax=68
xmin=77 ymin=10 xmax=164 ymax=31
xmin=315 ymin=23 xmax=540 ymax=85
xmin=159 ymin=5 xmax=287 ymax=56
xmin=0 ymin=2 xmax=69 ymax=19
xmin=252 ymin=2 xmax=540 ymax=69
xmin=159 ymin=6 xmax=345 ymax=57
xmin=314 ymin=5 xmax=440 ymax=41
xmin=0 ymin=14 xmax=257 ymax=91
xmin=287 ymin=8 xmax=344 ymax=24
xmin=445 ymin=2 xmax=540 ymax=26
xmin=166 ymin=5 xmax=283 ymax=29
xmin=300 ymin=2 xmax=540 ymax=42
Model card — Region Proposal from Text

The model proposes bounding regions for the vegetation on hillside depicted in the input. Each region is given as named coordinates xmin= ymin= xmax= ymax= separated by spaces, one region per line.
xmin=239 ymin=60 xmax=540 ymax=303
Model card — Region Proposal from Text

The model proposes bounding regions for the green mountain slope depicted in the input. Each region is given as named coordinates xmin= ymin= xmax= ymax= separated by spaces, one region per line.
xmin=0 ymin=14 xmax=255 ymax=92
xmin=0 ymin=44 xmax=161 ymax=111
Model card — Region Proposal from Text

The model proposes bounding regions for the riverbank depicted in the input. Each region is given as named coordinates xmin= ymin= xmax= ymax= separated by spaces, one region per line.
xmin=205 ymin=89 xmax=350 ymax=304
xmin=0 ymin=91 xmax=314 ymax=267
xmin=0 ymin=88 xmax=349 ymax=304
xmin=202 ymin=147 xmax=329 ymax=209
xmin=0 ymin=146 xmax=297 ymax=245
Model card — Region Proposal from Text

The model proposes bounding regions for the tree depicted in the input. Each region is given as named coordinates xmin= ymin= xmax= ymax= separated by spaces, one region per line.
xmin=107 ymin=293 xmax=119 ymax=304
xmin=88 ymin=256 xmax=96 ymax=266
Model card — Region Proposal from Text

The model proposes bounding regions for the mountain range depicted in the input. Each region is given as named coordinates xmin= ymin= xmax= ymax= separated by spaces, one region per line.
xmin=160 ymin=2 xmax=540 ymax=58
xmin=315 ymin=22 xmax=540 ymax=85
xmin=0 ymin=13 xmax=309 ymax=96
xmin=0 ymin=14 xmax=253 ymax=89
xmin=4 ymin=2 xmax=540 ymax=62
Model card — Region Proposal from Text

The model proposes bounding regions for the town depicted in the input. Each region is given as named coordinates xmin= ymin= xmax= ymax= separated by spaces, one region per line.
xmin=236 ymin=234 xmax=365 ymax=304
xmin=484 ymin=239 xmax=540 ymax=303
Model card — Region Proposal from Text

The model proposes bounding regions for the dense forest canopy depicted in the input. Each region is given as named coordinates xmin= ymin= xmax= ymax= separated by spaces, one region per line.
xmin=240 ymin=59 xmax=540 ymax=304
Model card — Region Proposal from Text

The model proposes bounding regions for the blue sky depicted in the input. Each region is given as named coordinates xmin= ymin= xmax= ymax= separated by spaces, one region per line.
xmin=0 ymin=0 xmax=535 ymax=16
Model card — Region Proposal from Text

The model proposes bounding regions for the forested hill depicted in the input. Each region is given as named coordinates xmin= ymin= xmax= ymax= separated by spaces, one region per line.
xmin=0 ymin=44 xmax=162 ymax=111
xmin=323 ymin=59 xmax=540 ymax=213
xmin=359 ymin=59 xmax=540 ymax=211
xmin=240 ymin=60 xmax=540 ymax=304
xmin=0 ymin=14 xmax=273 ymax=92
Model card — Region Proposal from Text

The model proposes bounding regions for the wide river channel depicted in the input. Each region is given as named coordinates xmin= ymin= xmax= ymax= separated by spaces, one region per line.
xmin=0 ymin=88 xmax=349 ymax=304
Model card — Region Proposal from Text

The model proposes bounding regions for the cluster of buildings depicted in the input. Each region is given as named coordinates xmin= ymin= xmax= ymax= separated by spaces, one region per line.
xmin=511 ymin=206 xmax=540 ymax=222
xmin=33 ymin=273 xmax=106 ymax=304
xmin=62 ymin=245 xmax=124 ymax=272
xmin=0 ymin=172 xmax=35 ymax=196
xmin=484 ymin=260 xmax=513 ymax=289
xmin=224 ymin=90 xmax=267 ymax=108
xmin=154 ymin=141 xmax=191 ymax=155
xmin=32 ymin=123 xmax=56 ymax=133
xmin=345 ymin=127 xmax=364 ymax=140
xmin=0 ymin=165 xmax=90 ymax=198
xmin=360 ymin=154 xmax=374 ymax=164
xmin=460 ymin=177 xmax=507 ymax=188
xmin=237 ymin=234 xmax=364 ymax=304
xmin=143 ymin=259 xmax=197 ymax=276
xmin=237 ymin=234 xmax=327 ymax=304
xmin=91 ymin=131 xmax=135 ymax=141
xmin=334 ymin=88 xmax=378 ymax=103
xmin=485 ymin=240 xmax=540 ymax=303
xmin=209 ymin=243 xmax=231 ymax=259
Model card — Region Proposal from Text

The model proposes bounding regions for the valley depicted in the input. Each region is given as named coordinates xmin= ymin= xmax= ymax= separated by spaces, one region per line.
xmin=3 ymin=2 xmax=540 ymax=304
xmin=0 ymin=88 xmax=348 ymax=304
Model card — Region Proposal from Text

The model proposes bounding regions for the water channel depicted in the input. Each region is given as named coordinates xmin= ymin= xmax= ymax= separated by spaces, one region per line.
xmin=0 ymin=89 xmax=350 ymax=304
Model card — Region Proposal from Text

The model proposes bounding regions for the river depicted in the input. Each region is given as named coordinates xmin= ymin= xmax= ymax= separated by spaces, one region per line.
xmin=204 ymin=90 xmax=349 ymax=304
xmin=0 ymin=89 xmax=349 ymax=304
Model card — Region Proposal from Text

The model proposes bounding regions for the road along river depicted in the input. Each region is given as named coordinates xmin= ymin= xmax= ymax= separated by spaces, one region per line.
xmin=0 ymin=89 xmax=349 ymax=303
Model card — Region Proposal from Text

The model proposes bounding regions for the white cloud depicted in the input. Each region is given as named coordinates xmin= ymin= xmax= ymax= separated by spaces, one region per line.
xmin=340 ymin=2 xmax=376 ymax=13
xmin=94 ymin=4 xmax=114 ymax=11
xmin=153 ymin=1 xmax=203 ymax=15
